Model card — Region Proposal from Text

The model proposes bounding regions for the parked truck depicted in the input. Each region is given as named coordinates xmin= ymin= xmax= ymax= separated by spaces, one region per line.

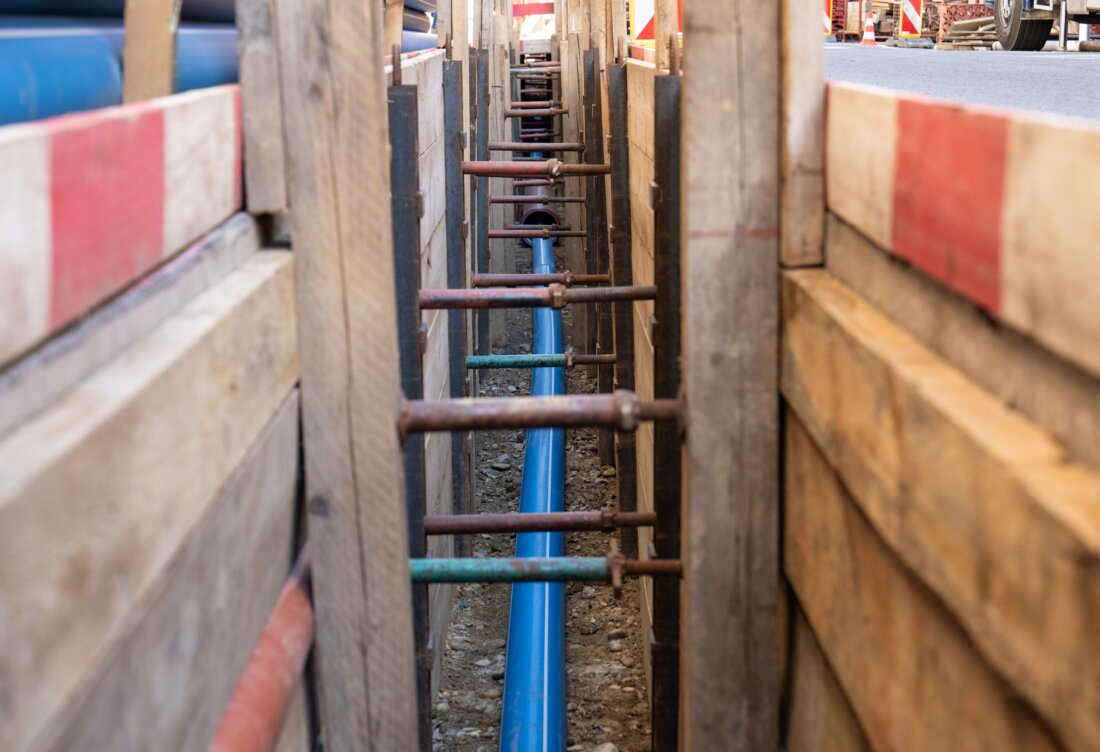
xmin=991 ymin=0 xmax=1100 ymax=50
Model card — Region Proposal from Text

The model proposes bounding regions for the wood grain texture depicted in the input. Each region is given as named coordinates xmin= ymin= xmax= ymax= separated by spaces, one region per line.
xmin=275 ymin=0 xmax=419 ymax=746
xmin=0 ymin=213 xmax=259 ymax=439
xmin=782 ymin=269 xmax=1100 ymax=751
xmin=36 ymin=391 xmax=302 ymax=752
xmin=123 ymin=0 xmax=180 ymax=101
xmin=785 ymin=412 xmax=1061 ymax=752
xmin=784 ymin=606 xmax=868 ymax=752
xmin=825 ymin=213 xmax=1100 ymax=467
xmin=0 ymin=253 xmax=299 ymax=752
xmin=780 ymin=0 xmax=825 ymax=267
xmin=680 ymin=1 xmax=782 ymax=748
xmin=236 ymin=0 xmax=288 ymax=213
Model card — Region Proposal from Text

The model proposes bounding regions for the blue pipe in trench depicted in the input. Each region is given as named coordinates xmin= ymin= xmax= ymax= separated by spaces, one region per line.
xmin=499 ymin=231 xmax=567 ymax=751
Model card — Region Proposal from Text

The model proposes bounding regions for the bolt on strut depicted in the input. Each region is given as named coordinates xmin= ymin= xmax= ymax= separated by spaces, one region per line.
xmin=398 ymin=390 xmax=681 ymax=437
xmin=418 ymin=283 xmax=657 ymax=310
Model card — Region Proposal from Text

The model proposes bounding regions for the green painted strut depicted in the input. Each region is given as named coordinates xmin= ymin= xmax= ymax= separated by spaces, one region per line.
xmin=410 ymin=556 xmax=608 ymax=583
xmin=466 ymin=353 xmax=567 ymax=370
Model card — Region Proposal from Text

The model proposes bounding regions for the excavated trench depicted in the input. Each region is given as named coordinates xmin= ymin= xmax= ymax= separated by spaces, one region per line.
xmin=432 ymin=245 xmax=651 ymax=752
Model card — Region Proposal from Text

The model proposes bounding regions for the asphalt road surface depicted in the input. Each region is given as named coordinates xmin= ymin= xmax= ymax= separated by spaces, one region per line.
xmin=826 ymin=45 xmax=1100 ymax=121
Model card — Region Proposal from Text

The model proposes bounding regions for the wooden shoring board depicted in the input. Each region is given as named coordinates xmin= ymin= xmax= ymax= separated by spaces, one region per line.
xmin=784 ymin=412 xmax=1061 ymax=751
xmin=489 ymin=7 xmax=511 ymax=348
xmin=0 ymin=213 xmax=259 ymax=439
xmin=649 ymin=70 xmax=682 ymax=752
xmin=236 ymin=0 xmax=288 ymax=214
xmin=783 ymin=605 xmax=869 ymax=752
xmin=606 ymin=62 xmax=637 ymax=556
xmin=562 ymin=30 xmax=588 ymax=354
xmin=275 ymin=0 xmax=420 ymax=746
xmin=41 ymin=391 xmax=303 ymax=752
xmin=780 ymin=0 xmax=825 ymax=267
xmin=680 ymin=1 xmax=782 ymax=748
xmin=825 ymin=213 xmax=1100 ymax=468
xmin=0 ymin=86 xmax=242 ymax=370
xmin=825 ymin=81 xmax=1100 ymax=379
xmin=0 ymin=253 xmax=299 ymax=752
xmin=389 ymin=83 xmax=432 ymax=751
xmin=782 ymin=269 xmax=1100 ymax=751
xmin=123 ymin=0 xmax=179 ymax=101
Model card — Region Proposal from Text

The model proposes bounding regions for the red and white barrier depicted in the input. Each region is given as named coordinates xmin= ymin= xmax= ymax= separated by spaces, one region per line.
xmin=899 ymin=0 xmax=924 ymax=38
xmin=827 ymin=82 xmax=1100 ymax=377
xmin=0 ymin=85 xmax=241 ymax=367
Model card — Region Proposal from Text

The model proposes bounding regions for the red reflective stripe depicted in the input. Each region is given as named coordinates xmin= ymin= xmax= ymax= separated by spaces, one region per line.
xmin=892 ymin=99 xmax=1006 ymax=312
xmin=48 ymin=105 xmax=166 ymax=328
xmin=514 ymin=2 xmax=554 ymax=16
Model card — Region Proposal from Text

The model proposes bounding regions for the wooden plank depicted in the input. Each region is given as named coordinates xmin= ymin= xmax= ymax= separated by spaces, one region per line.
xmin=780 ymin=0 xmax=825 ymax=267
xmin=680 ymin=0 xmax=782 ymax=748
xmin=784 ymin=412 xmax=1060 ymax=751
xmin=826 ymin=82 xmax=1100 ymax=378
xmin=0 ymin=213 xmax=259 ymax=439
xmin=782 ymin=269 xmax=1100 ymax=751
xmin=236 ymin=0 xmax=289 ymax=214
xmin=655 ymin=0 xmax=675 ymax=71
xmin=274 ymin=0 xmax=419 ymax=745
xmin=784 ymin=606 xmax=869 ymax=752
xmin=0 ymin=253 xmax=298 ymax=752
xmin=826 ymin=213 xmax=1100 ymax=467
xmin=37 ymin=391 xmax=302 ymax=752
xmin=824 ymin=83 xmax=897 ymax=250
xmin=0 ymin=86 xmax=242 ymax=369
xmin=385 ymin=0 xmax=404 ymax=55
xmin=123 ymin=0 xmax=180 ymax=101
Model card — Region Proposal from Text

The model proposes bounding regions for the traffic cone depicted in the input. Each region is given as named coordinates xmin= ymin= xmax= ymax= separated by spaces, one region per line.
xmin=861 ymin=12 xmax=877 ymax=45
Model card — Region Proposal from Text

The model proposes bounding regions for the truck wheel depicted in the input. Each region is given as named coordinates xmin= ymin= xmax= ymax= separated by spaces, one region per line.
xmin=994 ymin=0 xmax=1054 ymax=50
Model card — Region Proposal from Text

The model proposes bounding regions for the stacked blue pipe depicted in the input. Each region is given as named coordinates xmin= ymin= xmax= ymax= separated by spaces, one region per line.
xmin=0 ymin=19 xmax=238 ymax=125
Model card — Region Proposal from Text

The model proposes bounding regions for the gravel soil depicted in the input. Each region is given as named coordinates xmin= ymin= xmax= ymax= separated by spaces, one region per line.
xmin=432 ymin=247 xmax=650 ymax=752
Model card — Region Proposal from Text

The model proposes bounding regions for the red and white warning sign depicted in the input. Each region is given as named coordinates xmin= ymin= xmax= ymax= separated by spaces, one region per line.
xmin=899 ymin=0 xmax=924 ymax=38
xmin=630 ymin=0 xmax=682 ymax=43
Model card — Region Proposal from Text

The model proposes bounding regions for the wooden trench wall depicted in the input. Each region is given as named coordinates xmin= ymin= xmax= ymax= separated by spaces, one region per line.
xmin=0 ymin=87 xmax=310 ymax=751
xmin=619 ymin=1 xmax=1100 ymax=751
xmin=0 ymin=32 xmax=461 ymax=752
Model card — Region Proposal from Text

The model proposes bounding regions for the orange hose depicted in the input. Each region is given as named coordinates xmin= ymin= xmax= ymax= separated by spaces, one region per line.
xmin=208 ymin=546 xmax=314 ymax=752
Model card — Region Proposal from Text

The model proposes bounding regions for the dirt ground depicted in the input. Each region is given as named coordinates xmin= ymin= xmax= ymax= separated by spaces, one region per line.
xmin=432 ymin=248 xmax=651 ymax=752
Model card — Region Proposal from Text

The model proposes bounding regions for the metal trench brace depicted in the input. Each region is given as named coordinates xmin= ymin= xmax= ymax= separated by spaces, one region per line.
xmin=390 ymin=50 xmax=686 ymax=751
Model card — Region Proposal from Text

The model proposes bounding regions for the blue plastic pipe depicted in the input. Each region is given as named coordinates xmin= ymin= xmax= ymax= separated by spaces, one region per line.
xmin=499 ymin=233 xmax=567 ymax=751
xmin=0 ymin=21 xmax=239 ymax=125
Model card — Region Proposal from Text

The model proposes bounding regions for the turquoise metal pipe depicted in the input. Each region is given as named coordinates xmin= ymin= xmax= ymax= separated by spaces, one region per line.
xmin=467 ymin=353 xmax=567 ymax=369
xmin=410 ymin=557 xmax=607 ymax=584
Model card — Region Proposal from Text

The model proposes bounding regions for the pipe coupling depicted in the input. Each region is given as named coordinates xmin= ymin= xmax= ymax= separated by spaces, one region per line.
xmin=548 ymin=283 xmax=568 ymax=309
xmin=564 ymin=347 xmax=576 ymax=369
xmin=612 ymin=389 xmax=640 ymax=432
